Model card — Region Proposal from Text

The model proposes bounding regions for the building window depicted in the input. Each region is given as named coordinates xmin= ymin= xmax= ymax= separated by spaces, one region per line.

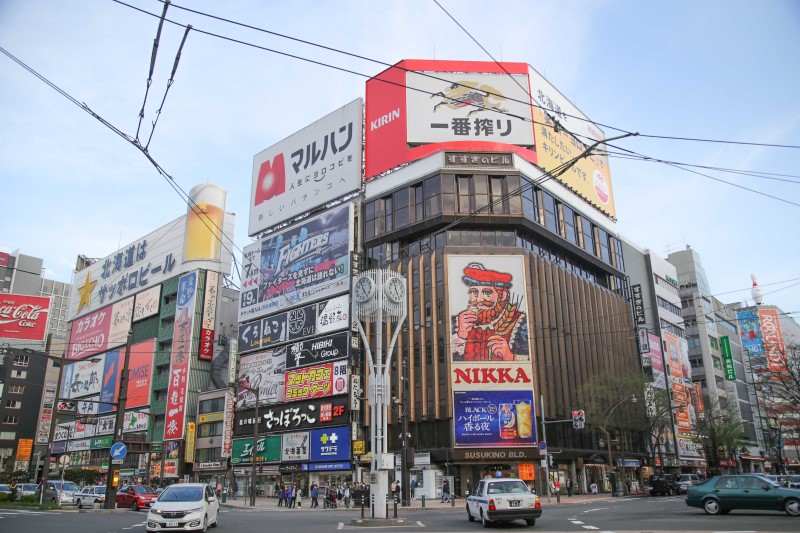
xmin=2 ymin=416 xmax=19 ymax=424
xmin=0 ymin=432 xmax=16 ymax=440
xmin=560 ymin=204 xmax=578 ymax=245
xmin=7 ymin=385 xmax=24 ymax=394
xmin=5 ymin=400 xmax=20 ymax=409
xmin=199 ymin=397 xmax=226 ymax=414
xmin=198 ymin=421 xmax=223 ymax=438
xmin=10 ymin=370 xmax=26 ymax=379
xmin=413 ymin=183 xmax=424 ymax=222
xmin=424 ymin=175 xmax=441 ymax=217
xmin=456 ymin=175 xmax=471 ymax=214
xmin=382 ymin=195 xmax=393 ymax=233
xmin=13 ymin=354 xmax=29 ymax=367
xmin=522 ymin=181 xmax=538 ymax=222
xmin=542 ymin=192 xmax=558 ymax=233
xmin=195 ymin=447 xmax=222 ymax=463
xmin=393 ymin=188 xmax=409 ymax=230
xmin=580 ymin=217 xmax=594 ymax=254
xmin=596 ymin=227 xmax=610 ymax=263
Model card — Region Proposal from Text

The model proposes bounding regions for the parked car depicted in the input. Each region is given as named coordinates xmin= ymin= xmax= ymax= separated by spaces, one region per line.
xmin=0 ymin=484 xmax=13 ymax=498
xmin=38 ymin=480 xmax=82 ymax=504
xmin=14 ymin=483 xmax=38 ymax=499
xmin=466 ymin=477 xmax=542 ymax=527
xmin=146 ymin=483 xmax=219 ymax=532
xmin=117 ymin=484 xmax=160 ymax=511
xmin=649 ymin=474 xmax=680 ymax=496
xmin=676 ymin=474 xmax=701 ymax=494
xmin=73 ymin=485 xmax=107 ymax=508
xmin=685 ymin=474 xmax=800 ymax=516
xmin=786 ymin=475 xmax=800 ymax=489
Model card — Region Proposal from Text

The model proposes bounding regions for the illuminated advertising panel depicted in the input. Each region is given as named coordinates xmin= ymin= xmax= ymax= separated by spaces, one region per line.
xmin=127 ymin=339 xmax=155 ymax=408
xmin=236 ymin=346 xmax=286 ymax=409
xmin=164 ymin=272 xmax=198 ymax=441
xmin=68 ymin=297 xmax=133 ymax=360
xmin=239 ymin=203 xmax=353 ymax=322
xmin=238 ymin=294 xmax=350 ymax=354
xmin=249 ymin=99 xmax=363 ymax=236
xmin=285 ymin=331 xmax=349 ymax=371
xmin=365 ymin=60 xmax=534 ymax=180
xmin=234 ymin=396 xmax=349 ymax=435
xmin=453 ymin=390 xmax=536 ymax=447
xmin=737 ymin=307 xmax=765 ymax=357
xmin=758 ymin=308 xmax=787 ymax=373
xmin=0 ymin=294 xmax=50 ymax=341
xmin=68 ymin=199 xmax=235 ymax=321
xmin=284 ymin=360 xmax=348 ymax=403
xmin=310 ymin=426 xmax=350 ymax=462
xmin=528 ymin=66 xmax=615 ymax=218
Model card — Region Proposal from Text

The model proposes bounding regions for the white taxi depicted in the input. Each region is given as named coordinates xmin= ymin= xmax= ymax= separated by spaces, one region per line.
xmin=466 ymin=478 xmax=542 ymax=527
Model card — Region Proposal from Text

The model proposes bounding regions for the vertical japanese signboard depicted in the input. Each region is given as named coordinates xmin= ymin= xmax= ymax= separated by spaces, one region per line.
xmin=164 ymin=272 xmax=198 ymax=441
xmin=221 ymin=391 xmax=235 ymax=458
xmin=758 ymin=308 xmax=787 ymax=373
xmin=720 ymin=336 xmax=736 ymax=380
xmin=200 ymin=271 xmax=218 ymax=361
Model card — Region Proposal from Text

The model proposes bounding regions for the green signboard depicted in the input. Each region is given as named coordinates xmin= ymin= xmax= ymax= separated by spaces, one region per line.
xmin=231 ymin=435 xmax=281 ymax=464
xmin=90 ymin=436 xmax=114 ymax=449
xmin=720 ymin=336 xmax=736 ymax=381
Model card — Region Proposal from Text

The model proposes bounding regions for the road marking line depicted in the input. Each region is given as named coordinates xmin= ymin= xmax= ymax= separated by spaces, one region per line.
xmin=582 ymin=526 xmax=599 ymax=530
xmin=416 ymin=521 xmax=425 ymax=527
xmin=338 ymin=522 xmax=344 ymax=529
xmin=571 ymin=520 xmax=585 ymax=524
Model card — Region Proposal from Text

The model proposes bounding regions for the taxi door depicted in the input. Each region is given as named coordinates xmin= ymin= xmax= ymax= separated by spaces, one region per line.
xmin=467 ymin=480 xmax=485 ymax=518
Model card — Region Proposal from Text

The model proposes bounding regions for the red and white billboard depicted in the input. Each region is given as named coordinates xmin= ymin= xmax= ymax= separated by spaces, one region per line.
xmin=68 ymin=297 xmax=133 ymax=360
xmin=127 ymin=338 xmax=155 ymax=408
xmin=366 ymin=60 xmax=534 ymax=180
xmin=0 ymin=294 xmax=50 ymax=341
xmin=164 ymin=271 xmax=198 ymax=441
xmin=758 ymin=308 xmax=787 ymax=373
xmin=249 ymin=99 xmax=363 ymax=236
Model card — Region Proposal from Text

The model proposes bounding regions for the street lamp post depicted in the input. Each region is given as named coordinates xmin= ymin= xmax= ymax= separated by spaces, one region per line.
xmin=598 ymin=395 xmax=637 ymax=497
xmin=104 ymin=331 xmax=133 ymax=509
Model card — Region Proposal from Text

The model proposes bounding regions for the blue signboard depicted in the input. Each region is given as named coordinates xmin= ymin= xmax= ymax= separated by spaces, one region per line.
xmin=309 ymin=461 xmax=351 ymax=472
xmin=99 ymin=350 xmax=120 ymax=413
xmin=52 ymin=441 xmax=67 ymax=454
xmin=110 ymin=442 xmax=127 ymax=460
xmin=310 ymin=426 xmax=350 ymax=462
xmin=737 ymin=307 xmax=765 ymax=356
xmin=454 ymin=390 xmax=536 ymax=447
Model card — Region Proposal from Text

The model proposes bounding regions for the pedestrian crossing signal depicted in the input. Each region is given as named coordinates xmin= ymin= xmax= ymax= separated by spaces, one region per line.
xmin=572 ymin=410 xmax=585 ymax=429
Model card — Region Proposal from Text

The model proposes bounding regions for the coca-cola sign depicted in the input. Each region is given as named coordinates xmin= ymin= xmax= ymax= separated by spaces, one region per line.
xmin=0 ymin=294 xmax=51 ymax=341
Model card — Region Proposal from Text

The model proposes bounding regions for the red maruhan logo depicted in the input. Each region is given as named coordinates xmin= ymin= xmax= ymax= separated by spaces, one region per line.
xmin=254 ymin=153 xmax=286 ymax=205
xmin=431 ymin=81 xmax=508 ymax=117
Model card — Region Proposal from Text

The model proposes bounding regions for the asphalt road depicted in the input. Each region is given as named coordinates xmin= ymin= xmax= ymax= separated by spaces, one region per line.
xmin=1 ymin=496 xmax=798 ymax=533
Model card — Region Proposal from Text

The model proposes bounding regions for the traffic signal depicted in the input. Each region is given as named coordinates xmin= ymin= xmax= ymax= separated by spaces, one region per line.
xmin=572 ymin=410 xmax=585 ymax=429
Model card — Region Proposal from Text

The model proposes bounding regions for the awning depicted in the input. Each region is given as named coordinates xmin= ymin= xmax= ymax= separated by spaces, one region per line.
xmin=740 ymin=456 xmax=766 ymax=461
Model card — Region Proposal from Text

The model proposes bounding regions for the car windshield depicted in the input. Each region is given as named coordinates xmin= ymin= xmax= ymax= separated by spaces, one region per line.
xmin=486 ymin=481 xmax=530 ymax=494
xmin=133 ymin=485 xmax=157 ymax=494
xmin=159 ymin=486 xmax=204 ymax=502
xmin=752 ymin=475 xmax=781 ymax=487
xmin=58 ymin=482 xmax=80 ymax=491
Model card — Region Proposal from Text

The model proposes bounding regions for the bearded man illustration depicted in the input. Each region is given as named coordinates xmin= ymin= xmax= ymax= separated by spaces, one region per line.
xmin=451 ymin=262 xmax=529 ymax=361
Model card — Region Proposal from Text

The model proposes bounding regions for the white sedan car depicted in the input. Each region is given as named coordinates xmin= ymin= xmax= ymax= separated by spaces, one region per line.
xmin=73 ymin=485 xmax=107 ymax=508
xmin=147 ymin=483 xmax=219 ymax=532
xmin=466 ymin=478 xmax=542 ymax=527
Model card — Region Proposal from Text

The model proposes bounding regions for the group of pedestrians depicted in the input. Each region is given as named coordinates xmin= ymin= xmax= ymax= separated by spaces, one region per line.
xmin=276 ymin=484 xmax=303 ymax=508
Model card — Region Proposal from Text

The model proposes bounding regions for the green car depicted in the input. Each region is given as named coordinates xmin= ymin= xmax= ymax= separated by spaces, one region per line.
xmin=686 ymin=474 xmax=800 ymax=516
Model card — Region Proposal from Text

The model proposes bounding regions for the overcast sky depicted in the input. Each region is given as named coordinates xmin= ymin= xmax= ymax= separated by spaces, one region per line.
xmin=1 ymin=0 xmax=798 ymax=317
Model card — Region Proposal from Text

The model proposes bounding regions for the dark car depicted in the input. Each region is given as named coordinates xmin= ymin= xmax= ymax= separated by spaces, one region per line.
xmin=116 ymin=484 xmax=159 ymax=511
xmin=649 ymin=474 xmax=680 ymax=496
xmin=685 ymin=474 xmax=800 ymax=516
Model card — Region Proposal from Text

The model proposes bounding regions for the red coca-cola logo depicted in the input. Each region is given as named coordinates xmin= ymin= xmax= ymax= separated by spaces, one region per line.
xmin=0 ymin=303 xmax=45 ymax=326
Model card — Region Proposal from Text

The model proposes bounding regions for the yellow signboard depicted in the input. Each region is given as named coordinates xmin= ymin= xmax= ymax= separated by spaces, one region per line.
xmin=16 ymin=439 xmax=33 ymax=461
xmin=352 ymin=440 xmax=366 ymax=455
xmin=198 ymin=412 xmax=224 ymax=424
xmin=518 ymin=463 xmax=536 ymax=481
xmin=533 ymin=108 xmax=616 ymax=219
xmin=185 ymin=422 xmax=196 ymax=463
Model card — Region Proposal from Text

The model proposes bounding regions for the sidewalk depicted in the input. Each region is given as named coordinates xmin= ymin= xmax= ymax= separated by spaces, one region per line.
xmin=221 ymin=492 xmax=646 ymax=511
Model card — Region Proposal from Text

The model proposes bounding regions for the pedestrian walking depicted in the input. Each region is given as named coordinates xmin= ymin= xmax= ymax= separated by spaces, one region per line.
xmin=286 ymin=485 xmax=294 ymax=508
xmin=311 ymin=484 xmax=319 ymax=508
xmin=296 ymin=486 xmax=303 ymax=508
xmin=232 ymin=481 xmax=238 ymax=500
xmin=466 ymin=478 xmax=473 ymax=496
xmin=441 ymin=478 xmax=450 ymax=503
xmin=410 ymin=478 xmax=416 ymax=500
xmin=567 ymin=479 xmax=573 ymax=497
xmin=343 ymin=483 xmax=351 ymax=508
xmin=590 ymin=482 xmax=598 ymax=495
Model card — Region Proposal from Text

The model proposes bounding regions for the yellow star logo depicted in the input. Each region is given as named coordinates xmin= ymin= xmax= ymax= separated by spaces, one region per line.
xmin=76 ymin=271 xmax=97 ymax=313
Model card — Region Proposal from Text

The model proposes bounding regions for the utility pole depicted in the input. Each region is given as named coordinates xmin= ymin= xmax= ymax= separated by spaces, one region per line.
xmin=400 ymin=356 xmax=410 ymax=507
xmin=104 ymin=331 xmax=132 ymax=509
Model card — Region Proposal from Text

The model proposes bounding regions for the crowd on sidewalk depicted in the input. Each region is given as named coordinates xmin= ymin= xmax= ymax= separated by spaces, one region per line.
xmin=269 ymin=482 xmax=371 ymax=509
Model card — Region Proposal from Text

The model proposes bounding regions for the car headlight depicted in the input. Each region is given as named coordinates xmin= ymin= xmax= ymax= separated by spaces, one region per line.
xmin=185 ymin=507 xmax=204 ymax=515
